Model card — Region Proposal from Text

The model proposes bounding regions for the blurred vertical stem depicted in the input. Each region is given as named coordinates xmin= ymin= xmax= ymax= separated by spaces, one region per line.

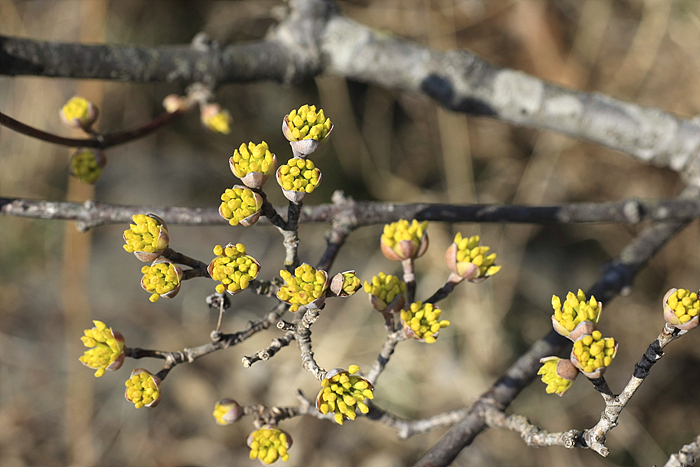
xmin=61 ymin=2 xmax=106 ymax=466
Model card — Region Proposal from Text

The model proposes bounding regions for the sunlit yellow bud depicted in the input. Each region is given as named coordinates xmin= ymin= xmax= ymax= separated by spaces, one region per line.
xmin=663 ymin=288 xmax=700 ymax=330
xmin=123 ymin=214 xmax=169 ymax=262
xmin=208 ymin=243 xmax=260 ymax=296
xmin=124 ymin=369 xmax=161 ymax=408
xmin=277 ymin=263 xmax=328 ymax=311
xmin=316 ymin=367 xmax=373 ymax=425
xmin=140 ymin=258 xmax=182 ymax=302
xmin=400 ymin=301 xmax=448 ymax=343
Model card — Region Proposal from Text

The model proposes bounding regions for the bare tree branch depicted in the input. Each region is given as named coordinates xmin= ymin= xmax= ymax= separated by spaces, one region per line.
xmin=662 ymin=434 xmax=700 ymax=467
xmin=4 ymin=195 xmax=700 ymax=232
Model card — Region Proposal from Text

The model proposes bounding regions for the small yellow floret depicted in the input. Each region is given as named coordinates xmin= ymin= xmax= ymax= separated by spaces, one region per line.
xmin=125 ymin=370 xmax=160 ymax=409
xmin=572 ymin=333 xmax=616 ymax=374
xmin=363 ymin=272 xmax=406 ymax=309
xmin=141 ymin=261 xmax=181 ymax=302
xmin=400 ymin=301 xmax=449 ymax=343
xmin=381 ymin=219 xmax=428 ymax=259
xmin=285 ymin=105 xmax=332 ymax=141
xmin=451 ymin=232 xmax=501 ymax=278
xmin=123 ymin=214 xmax=168 ymax=254
xmin=248 ymin=427 xmax=291 ymax=464
xmin=231 ymin=141 xmax=275 ymax=178
xmin=70 ymin=149 xmax=103 ymax=184
xmin=317 ymin=367 xmax=372 ymax=424
xmin=209 ymin=243 xmax=259 ymax=295
xmin=537 ymin=358 xmax=575 ymax=396
xmin=666 ymin=289 xmax=700 ymax=324
xmin=276 ymin=158 xmax=321 ymax=193
xmin=79 ymin=320 xmax=124 ymax=377
xmin=551 ymin=289 xmax=601 ymax=333
xmin=277 ymin=264 xmax=327 ymax=312
xmin=219 ymin=186 xmax=262 ymax=226
xmin=204 ymin=109 xmax=232 ymax=134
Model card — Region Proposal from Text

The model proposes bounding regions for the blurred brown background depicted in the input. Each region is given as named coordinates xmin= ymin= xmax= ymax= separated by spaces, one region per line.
xmin=1 ymin=1 xmax=700 ymax=466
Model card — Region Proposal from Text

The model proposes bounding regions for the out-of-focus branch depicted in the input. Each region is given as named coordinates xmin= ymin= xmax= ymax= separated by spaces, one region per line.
xmin=662 ymin=434 xmax=700 ymax=467
xmin=413 ymin=185 xmax=700 ymax=467
xmin=5 ymin=0 xmax=700 ymax=179
xmin=0 ymin=109 xmax=184 ymax=148
xmin=4 ymin=196 xmax=700 ymax=232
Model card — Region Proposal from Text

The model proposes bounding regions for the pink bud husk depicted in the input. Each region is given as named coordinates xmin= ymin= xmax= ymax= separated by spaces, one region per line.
xmin=369 ymin=292 xmax=406 ymax=315
xmin=329 ymin=270 xmax=357 ymax=297
xmin=662 ymin=288 xmax=700 ymax=331
xmin=215 ymin=398 xmax=243 ymax=425
xmin=380 ymin=231 xmax=429 ymax=262
xmin=282 ymin=116 xmax=334 ymax=158
xmin=551 ymin=317 xmax=599 ymax=342
xmin=229 ymin=153 xmax=278 ymax=189
xmin=141 ymin=257 xmax=183 ymax=299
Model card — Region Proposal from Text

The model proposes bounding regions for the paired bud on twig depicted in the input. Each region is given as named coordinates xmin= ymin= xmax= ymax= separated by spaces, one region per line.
xmin=79 ymin=320 xmax=125 ymax=377
xmin=330 ymin=271 xmax=362 ymax=297
xmin=537 ymin=357 xmax=578 ymax=396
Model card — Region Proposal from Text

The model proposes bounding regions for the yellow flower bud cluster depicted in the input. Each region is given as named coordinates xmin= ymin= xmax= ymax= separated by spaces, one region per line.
xmin=666 ymin=289 xmax=700 ymax=325
xmin=123 ymin=214 xmax=168 ymax=254
xmin=318 ymin=366 xmax=373 ymax=425
xmin=552 ymin=289 xmax=601 ymax=332
xmin=62 ymin=97 xmax=91 ymax=121
xmin=212 ymin=399 xmax=242 ymax=426
xmin=231 ymin=142 xmax=275 ymax=178
xmin=277 ymin=158 xmax=320 ymax=193
xmin=219 ymin=187 xmax=262 ymax=226
xmin=381 ymin=219 xmax=427 ymax=255
xmin=537 ymin=358 xmax=574 ymax=396
xmin=79 ymin=320 xmax=124 ymax=377
xmin=125 ymin=370 xmax=160 ymax=409
xmin=141 ymin=262 xmax=180 ymax=302
xmin=364 ymin=273 xmax=406 ymax=307
xmin=70 ymin=149 xmax=103 ymax=184
xmin=248 ymin=427 xmax=290 ymax=464
xmin=209 ymin=244 xmax=259 ymax=295
xmin=401 ymin=302 xmax=450 ymax=343
xmin=203 ymin=108 xmax=232 ymax=134
xmin=452 ymin=233 xmax=501 ymax=278
xmin=339 ymin=272 xmax=361 ymax=296
xmin=572 ymin=331 xmax=616 ymax=374
xmin=286 ymin=105 xmax=332 ymax=141
xmin=277 ymin=264 xmax=327 ymax=312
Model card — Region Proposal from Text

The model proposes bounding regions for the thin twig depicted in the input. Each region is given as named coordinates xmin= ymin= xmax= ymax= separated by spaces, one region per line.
xmin=0 ymin=109 xmax=183 ymax=149
xmin=242 ymin=331 xmax=295 ymax=367
xmin=365 ymin=330 xmax=404 ymax=385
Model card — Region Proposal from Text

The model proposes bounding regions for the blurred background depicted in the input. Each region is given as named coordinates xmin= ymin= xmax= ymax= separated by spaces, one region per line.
xmin=2 ymin=0 xmax=700 ymax=466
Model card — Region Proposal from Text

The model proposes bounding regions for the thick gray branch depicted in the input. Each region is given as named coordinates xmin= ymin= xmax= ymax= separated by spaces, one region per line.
xmin=4 ymin=0 xmax=700 ymax=178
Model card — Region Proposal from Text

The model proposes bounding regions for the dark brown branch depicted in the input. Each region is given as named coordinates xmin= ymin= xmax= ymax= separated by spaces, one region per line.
xmin=0 ymin=109 xmax=183 ymax=148
xmin=413 ymin=185 xmax=700 ymax=467
xmin=4 ymin=196 xmax=700 ymax=232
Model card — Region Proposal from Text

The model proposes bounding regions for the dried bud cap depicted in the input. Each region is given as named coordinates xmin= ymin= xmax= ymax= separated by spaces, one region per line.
xmin=663 ymin=288 xmax=700 ymax=331
xmin=538 ymin=357 xmax=578 ymax=396
xmin=219 ymin=185 xmax=263 ymax=226
xmin=400 ymin=301 xmax=450 ymax=344
xmin=330 ymin=271 xmax=362 ymax=297
xmin=282 ymin=104 xmax=333 ymax=157
xmin=79 ymin=320 xmax=125 ymax=377
xmin=445 ymin=233 xmax=501 ymax=283
xmin=60 ymin=96 xmax=98 ymax=130
xmin=140 ymin=257 xmax=183 ymax=303
xmin=212 ymin=398 xmax=243 ymax=425
xmin=276 ymin=158 xmax=322 ymax=203
xmin=316 ymin=366 xmax=373 ymax=425
xmin=247 ymin=425 xmax=293 ymax=465
xmin=162 ymin=94 xmax=191 ymax=113
xmin=229 ymin=141 xmax=277 ymax=189
xmin=551 ymin=289 xmax=602 ymax=341
xmin=123 ymin=214 xmax=170 ymax=262
xmin=380 ymin=219 xmax=429 ymax=261
xmin=570 ymin=331 xmax=618 ymax=379
xmin=69 ymin=148 xmax=107 ymax=184
xmin=277 ymin=264 xmax=329 ymax=312
xmin=208 ymin=243 xmax=260 ymax=295
xmin=363 ymin=272 xmax=406 ymax=314
xmin=125 ymin=369 xmax=161 ymax=408
xmin=201 ymin=103 xmax=232 ymax=134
